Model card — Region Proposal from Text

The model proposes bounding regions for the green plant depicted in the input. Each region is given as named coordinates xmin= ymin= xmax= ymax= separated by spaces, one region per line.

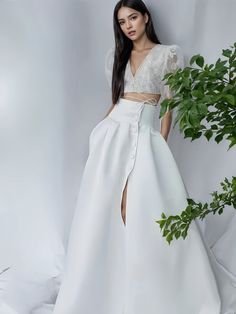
xmin=160 ymin=42 xmax=236 ymax=149
xmin=156 ymin=177 xmax=236 ymax=245
xmin=156 ymin=42 xmax=236 ymax=245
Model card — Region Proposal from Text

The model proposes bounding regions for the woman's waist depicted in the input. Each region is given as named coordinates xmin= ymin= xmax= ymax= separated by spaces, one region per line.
xmin=108 ymin=97 xmax=157 ymax=127
xmin=121 ymin=92 xmax=161 ymax=106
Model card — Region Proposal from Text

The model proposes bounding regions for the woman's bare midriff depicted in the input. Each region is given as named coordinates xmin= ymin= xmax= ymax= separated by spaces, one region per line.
xmin=121 ymin=92 xmax=161 ymax=105
xmin=104 ymin=93 xmax=161 ymax=118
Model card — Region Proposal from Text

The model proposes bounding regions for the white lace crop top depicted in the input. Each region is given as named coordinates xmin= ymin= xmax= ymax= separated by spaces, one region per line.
xmin=104 ymin=44 xmax=184 ymax=104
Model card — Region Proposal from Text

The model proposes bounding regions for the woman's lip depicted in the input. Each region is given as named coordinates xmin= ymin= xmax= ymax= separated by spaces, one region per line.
xmin=128 ymin=31 xmax=136 ymax=36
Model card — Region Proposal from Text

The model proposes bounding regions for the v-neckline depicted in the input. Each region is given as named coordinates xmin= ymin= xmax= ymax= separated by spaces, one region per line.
xmin=128 ymin=44 xmax=159 ymax=78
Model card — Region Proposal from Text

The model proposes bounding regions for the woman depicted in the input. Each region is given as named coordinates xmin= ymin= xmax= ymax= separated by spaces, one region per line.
xmin=53 ymin=0 xmax=221 ymax=313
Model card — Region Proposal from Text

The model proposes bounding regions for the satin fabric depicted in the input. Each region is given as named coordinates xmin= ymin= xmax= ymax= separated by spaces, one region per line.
xmin=53 ymin=98 xmax=221 ymax=314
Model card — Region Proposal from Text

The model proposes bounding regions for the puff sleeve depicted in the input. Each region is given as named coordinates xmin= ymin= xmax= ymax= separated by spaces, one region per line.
xmin=159 ymin=44 xmax=184 ymax=103
xmin=104 ymin=47 xmax=115 ymax=88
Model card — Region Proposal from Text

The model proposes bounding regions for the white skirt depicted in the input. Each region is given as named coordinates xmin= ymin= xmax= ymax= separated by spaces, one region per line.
xmin=53 ymin=98 xmax=221 ymax=314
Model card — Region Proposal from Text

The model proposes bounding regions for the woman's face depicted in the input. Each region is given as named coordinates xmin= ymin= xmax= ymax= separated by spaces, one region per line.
xmin=117 ymin=7 xmax=148 ymax=41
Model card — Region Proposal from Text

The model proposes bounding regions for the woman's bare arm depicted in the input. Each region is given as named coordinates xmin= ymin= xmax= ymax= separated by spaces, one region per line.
xmin=160 ymin=110 xmax=172 ymax=141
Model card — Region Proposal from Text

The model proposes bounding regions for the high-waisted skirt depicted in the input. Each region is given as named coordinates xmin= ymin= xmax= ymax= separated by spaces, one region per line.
xmin=53 ymin=98 xmax=221 ymax=314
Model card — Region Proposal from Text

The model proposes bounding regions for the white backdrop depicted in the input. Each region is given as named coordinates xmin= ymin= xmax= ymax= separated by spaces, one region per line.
xmin=0 ymin=0 xmax=235 ymax=313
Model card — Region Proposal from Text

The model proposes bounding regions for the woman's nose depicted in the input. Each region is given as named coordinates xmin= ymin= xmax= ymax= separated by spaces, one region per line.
xmin=125 ymin=20 xmax=132 ymax=29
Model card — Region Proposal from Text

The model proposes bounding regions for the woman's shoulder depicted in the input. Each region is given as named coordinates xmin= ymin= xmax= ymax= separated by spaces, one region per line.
xmin=154 ymin=43 xmax=183 ymax=56
xmin=153 ymin=43 xmax=184 ymax=70
xmin=105 ymin=43 xmax=183 ymax=59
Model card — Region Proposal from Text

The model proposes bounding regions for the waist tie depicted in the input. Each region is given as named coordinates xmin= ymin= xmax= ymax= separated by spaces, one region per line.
xmin=121 ymin=95 xmax=158 ymax=106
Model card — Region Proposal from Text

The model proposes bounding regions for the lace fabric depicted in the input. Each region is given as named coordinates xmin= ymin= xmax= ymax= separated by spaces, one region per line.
xmin=159 ymin=44 xmax=184 ymax=105
xmin=104 ymin=44 xmax=184 ymax=105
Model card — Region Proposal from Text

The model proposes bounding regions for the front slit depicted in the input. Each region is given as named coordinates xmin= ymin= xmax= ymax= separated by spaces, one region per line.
xmin=121 ymin=177 xmax=128 ymax=226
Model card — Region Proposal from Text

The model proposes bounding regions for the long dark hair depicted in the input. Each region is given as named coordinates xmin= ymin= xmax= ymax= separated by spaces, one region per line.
xmin=111 ymin=0 xmax=161 ymax=105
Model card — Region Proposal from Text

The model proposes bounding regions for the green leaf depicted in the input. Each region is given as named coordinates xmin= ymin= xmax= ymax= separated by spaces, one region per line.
xmin=191 ymin=90 xmax=204 ymax=98
xmin=215 ymin=134 xmax=223 ymax=143
xmin=218 ymin=208 xmax=224 ymax=215
xmin=159 ymin=99 xmax=169 ymax=118
xmin=163 ymin=229 xmax=170 ymax=237
xmin=161 ymin=212 xmax=166 ymax=219
xmin=223 ymin=95 xmax=235 ymax=106
xmin=179 ymin=115 xmax=188 ymax=131
xmin=191 ymin=69 xmax=199 ymax=79
xmin=159 ymin=220 xmax=166 ymax=230
xmin=191 ymin=131 xmax=202 ymax=140
xmin=228 ymin=138 xmax=236 ymax=150
xmin=165 ymin=217 xmax=173 ymax=228
xmin=187 ymin=198 xmax=196 ymax=205
xmin=210 ymin=124 xmax=218 ymax=130
xmin=170 ymin=222 xmax=177 ymax=231
xmin=184 ymin=128 xmax=194 ymax=138
xmin=196 ymin=56 xmax=204 ymax=68
xmin=166 ymin=233 xmax=173 ymax=245
xmin=196 ymin=103 xmax=208 ymax=115
xmin=204 ymin=129 xmax=213 ymax=141
xmin=174 ymin=230 xmax=181 ymax=239
xmin=182 ymin=228 xmax=188 ymax=239
xmin=190 ymin=55 xmax=199 ymax=66
xmin=222 ymin=49 xmax=232 ymax=58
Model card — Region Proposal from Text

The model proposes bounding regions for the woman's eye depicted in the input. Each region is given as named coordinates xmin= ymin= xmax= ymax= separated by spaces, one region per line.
xmin=119 ymin=16 xmax=137 ymax=25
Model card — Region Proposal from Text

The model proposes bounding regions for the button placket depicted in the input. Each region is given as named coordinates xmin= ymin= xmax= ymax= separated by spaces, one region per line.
xmin=130 ymin=124 xmax=137 ymax=159
xmin=129 ymin=104 xmax=144 ymax=161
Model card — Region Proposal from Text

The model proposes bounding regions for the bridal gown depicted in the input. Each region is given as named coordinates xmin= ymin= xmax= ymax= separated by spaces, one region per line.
xmin=53 ymin=44 xmax=221 ymax=314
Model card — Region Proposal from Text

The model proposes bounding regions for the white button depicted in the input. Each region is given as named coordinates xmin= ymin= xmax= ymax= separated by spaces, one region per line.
xmin=131 ymin=154 xmax=135 ymax=159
